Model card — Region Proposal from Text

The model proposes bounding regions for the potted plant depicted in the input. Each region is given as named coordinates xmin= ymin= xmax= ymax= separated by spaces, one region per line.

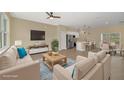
xmin=51 ymin=39 xmax=59 ymax=55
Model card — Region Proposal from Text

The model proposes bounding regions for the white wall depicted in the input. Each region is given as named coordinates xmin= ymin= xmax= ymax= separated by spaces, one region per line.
xmin=59 ymin=31 xmax=66 ymax=50
xmin=66 ymin=31 xmax=79 ymax=38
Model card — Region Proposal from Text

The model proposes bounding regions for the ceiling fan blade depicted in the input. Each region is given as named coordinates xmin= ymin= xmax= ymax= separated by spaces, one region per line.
xmin=46 ymin=12 xmax=51 ymax=16
xmin=46 ymin=12 xmax=61 ymax=19
xmin=50 ymin=12 xmax=53 ymax=14
xmin=47 ymin=17 xmax=50 ymax=19
xmin=53 ymin=16 xmax=61 ymax=18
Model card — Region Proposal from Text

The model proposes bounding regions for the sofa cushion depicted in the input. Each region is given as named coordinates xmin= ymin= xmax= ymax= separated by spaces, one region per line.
xmin=7 ymin=46 xmax=17 ymax=58
xmin=96 ymin=51 xmax=106 ymax=62
xmin=0 ymin=48 xmax=17 ymax=70
xmin=0 ymin=55 xmax=15 ymax=70
xmin=75 ymin=58 xmax=97 ymax=80
xmin=88 ymin=52 xmax=98 ymax=63
xmin=17 ymin=48 xmax=27 ymax=59
xmin=53 ymin=64 xmax=72 ymax=80
xmin=76 ymin=55 xmax=88 ymax=63
xmin=65 ymin=64 xmax=76 ymax=79
xmin=17 ymin=54 xmax=33 ymax=64
xmin=66 ymin=56 xmax=88 ymax=80
xmin=11 ymin=46 xmax=18 ymax=58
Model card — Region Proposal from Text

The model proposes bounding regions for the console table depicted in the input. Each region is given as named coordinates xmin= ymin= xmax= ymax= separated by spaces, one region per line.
xmin=28 ymin=45 xmax=49 ymax=54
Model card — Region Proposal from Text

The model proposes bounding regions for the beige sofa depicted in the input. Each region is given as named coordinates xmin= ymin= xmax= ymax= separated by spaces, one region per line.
xmin=53 ymin=50 xmax=111 ymax=80
xmin=0 ymin=46 xmax=40 ymax=80
xmin=88 ymin=51 xmax=111 ymax=80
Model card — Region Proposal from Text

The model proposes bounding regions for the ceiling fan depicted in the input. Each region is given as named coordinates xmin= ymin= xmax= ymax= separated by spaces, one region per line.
xmin=46 ymin=12 xmax=61 ymax=19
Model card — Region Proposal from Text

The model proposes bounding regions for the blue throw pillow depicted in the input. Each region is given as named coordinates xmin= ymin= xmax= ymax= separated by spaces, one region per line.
xmin=17 ymin=47 xmax=27 ymax=59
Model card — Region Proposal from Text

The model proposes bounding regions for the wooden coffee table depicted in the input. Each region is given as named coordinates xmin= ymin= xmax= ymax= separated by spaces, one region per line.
xmin=42 ymin=53 xmax=67 ymax=70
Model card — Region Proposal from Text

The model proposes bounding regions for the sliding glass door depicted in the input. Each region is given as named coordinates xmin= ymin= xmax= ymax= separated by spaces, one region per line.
xmin=101 ymin=33 xmax=110 ymax=43
xmin=110 ymin=33 xmax=120 ymax=45
xmin=101 ymin=32 xmax=121 ymax=48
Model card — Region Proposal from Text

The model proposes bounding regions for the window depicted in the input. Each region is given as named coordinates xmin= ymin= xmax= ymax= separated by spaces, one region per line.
xmin=101 ymin=33 xmax=110 ymax=43
xmin=110 ymin=33 xmax=120 ymax=45
xmin=0 ymin=13 xmax=9 ymax=49
xmin=101 ymin=32 xmax=121 ymax=48
xmin=0 ymin=32 xmax=2 ymax=48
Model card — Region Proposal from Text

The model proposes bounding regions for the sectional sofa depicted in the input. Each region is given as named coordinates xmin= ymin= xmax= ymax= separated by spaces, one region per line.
xmin=0 ymin=46 xmax=40 ymax=80
xmin=0 ymin=45 xmax=111 ymax=80
xmin=53 ymin=51 xmax=111 ymax=80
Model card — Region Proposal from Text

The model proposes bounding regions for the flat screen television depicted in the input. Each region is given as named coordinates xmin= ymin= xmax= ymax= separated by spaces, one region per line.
xmin=31 ymin=30 xmax=45 ymax=40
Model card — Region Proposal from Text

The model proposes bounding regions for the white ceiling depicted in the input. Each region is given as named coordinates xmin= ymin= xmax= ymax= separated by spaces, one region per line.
xmin=10 ymin=12 xmax=124 ymax=29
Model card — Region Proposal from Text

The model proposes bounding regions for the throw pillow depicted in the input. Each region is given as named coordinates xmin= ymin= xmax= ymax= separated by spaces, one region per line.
xmin=0 ymin=53 xmax=16 ymax=70
xmin=17 ymin=48 xmax=27 ymax=59
xmin=72 ymin=66 xmax=76 ymax=79
xmin=66 ymin=64 xmax=76 ymax=79
xmin=88 ymin=52 xmax=98 ymax=63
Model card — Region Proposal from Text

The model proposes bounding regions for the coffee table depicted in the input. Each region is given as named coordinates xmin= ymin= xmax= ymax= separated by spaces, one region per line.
xmin=42 ymin=53 xmax=67 ymax=70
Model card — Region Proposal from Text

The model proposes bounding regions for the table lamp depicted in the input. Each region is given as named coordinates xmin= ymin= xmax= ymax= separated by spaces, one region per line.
xmin=15 ymin=40 xmax=22 ymax=47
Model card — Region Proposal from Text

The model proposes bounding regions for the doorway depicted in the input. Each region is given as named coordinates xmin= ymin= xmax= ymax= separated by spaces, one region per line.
xmin=66 ymin=34 xmax=76 ymax=49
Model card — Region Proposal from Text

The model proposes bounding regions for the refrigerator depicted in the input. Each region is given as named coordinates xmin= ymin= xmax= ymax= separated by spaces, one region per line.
xmin=66 ymin=34 xmax=76 ymax=49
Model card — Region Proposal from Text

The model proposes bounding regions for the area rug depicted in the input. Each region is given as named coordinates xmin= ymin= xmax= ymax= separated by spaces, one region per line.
xmin=39 ymin=58 xmax=75 ymax=80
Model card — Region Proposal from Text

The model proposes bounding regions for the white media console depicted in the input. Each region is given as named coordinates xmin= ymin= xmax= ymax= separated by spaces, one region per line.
xmin=28 ymin=45 xmax=49 ymax=54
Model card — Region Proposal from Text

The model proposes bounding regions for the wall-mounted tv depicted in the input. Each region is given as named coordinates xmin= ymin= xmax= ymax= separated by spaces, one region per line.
xmin=31 ymin=30 xmax=45 ymax=40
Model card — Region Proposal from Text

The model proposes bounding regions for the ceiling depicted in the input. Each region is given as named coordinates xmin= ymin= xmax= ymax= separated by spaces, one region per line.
xmin=10 ymin=12 xmax=124 ymax=29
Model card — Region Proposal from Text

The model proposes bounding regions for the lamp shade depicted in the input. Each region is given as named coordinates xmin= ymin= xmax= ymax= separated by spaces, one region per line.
xmin=15 ymin=40 xmax=22 ymax=46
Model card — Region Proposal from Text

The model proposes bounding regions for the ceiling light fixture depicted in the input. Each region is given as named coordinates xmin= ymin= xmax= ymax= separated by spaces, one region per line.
xmin=49 ymin=16 xmax=54 ymax=19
